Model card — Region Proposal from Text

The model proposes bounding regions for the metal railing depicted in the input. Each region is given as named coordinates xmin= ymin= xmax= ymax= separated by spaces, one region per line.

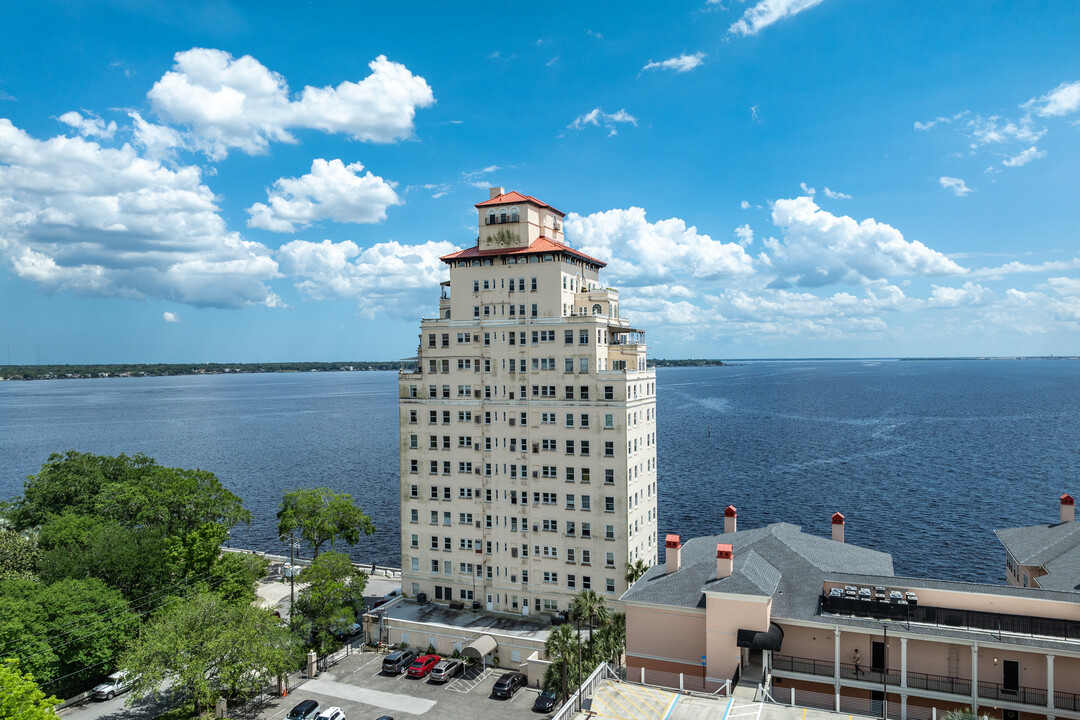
xmin=550 ymin=663 xmax=618 ymax=720
xmin=906 ymin=669 xmax=971 ymax=696
xmin=772 ymin=654 xmax=900 ymax=686
xmin=978 ymin=680 xmax=1047 ymax=707
xmin=1056 ymin=689 xmax=1080 ymax=712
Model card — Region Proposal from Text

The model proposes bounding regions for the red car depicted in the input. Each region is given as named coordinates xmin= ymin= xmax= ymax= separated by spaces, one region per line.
xmin=406 ymin=654 xmax=440 ymax=678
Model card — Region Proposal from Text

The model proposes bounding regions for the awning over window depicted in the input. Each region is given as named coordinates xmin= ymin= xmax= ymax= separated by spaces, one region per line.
xmin=736 ymin=623 xmax=784 ymax=651
xmin=462 ymin=634 xmax=497 ymax=661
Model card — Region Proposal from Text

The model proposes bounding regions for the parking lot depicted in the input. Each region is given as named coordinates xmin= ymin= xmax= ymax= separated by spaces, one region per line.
xmin=260 ymin=648 xmax=547 ymax=720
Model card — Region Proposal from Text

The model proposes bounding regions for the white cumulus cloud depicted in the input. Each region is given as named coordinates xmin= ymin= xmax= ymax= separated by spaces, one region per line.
xmin=728 ymin=0 xmax=826 ymax=37
xmin=642 ymin=53 xmax=706 ymax=73
xmin=823 ymin=187 xmax=851 ymax=200
xmin=939 ymin=176 xmax=973 ymax=196
xmin=565 ymin=207 xmax=755 ymax=288
xmin=763 ymin=196 xmax=966 ymax=287
xmin=247 ymin=158 xmax=401 ymax=233
xmin=926 ymin=282 xmax=994 ymax=308
xmin=1025 ymin=80 xmax=1080 ymax=118
xmin=734 ymin=224 xmax=754 ymax=246
xmin=276 ymin=238 xmax=456 ymax=319
xmin=147 ymin=49 xmax=434 ymax=160
xmin=163 ymin=311 xmax=180 ymax=322
xmin=1001 ymin=146 xmax=1046 ymax=168
xmin=0 ymin=119 xmax=279 ymax=308
xmin=58 ymin=111 xmax=117 ymax=139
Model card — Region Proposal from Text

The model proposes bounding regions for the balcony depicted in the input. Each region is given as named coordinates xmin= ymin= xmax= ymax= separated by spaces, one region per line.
xmin=485 ymin=216 xmax=519 ymax=225
xmin=772 ymin=653 xmax=1076 ymax=711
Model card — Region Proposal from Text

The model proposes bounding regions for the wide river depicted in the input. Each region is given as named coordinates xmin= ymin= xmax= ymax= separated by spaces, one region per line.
xmin=3 ymin=359 xmax=1078 ymax=583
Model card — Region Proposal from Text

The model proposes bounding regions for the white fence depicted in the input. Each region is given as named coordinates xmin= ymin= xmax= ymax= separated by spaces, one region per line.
xmin=550 ymin=663 xmax=620 ymax=720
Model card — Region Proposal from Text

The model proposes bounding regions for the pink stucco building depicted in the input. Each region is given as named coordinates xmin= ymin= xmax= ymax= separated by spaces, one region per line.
xmin=622 ymin=502 xmax=1080 ymax=720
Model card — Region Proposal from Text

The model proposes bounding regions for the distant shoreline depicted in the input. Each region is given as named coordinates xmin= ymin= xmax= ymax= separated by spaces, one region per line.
xmin=1 ymin=355 xmax=1075 ymax=381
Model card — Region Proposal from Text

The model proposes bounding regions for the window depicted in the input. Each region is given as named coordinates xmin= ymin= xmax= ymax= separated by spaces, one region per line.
xmin=430 ymin=510 xmax=438 ymax=524
xmin=410 ymin=509 xmax=418 ymax=523
xmin=566 ymin=521 xmax=576 ymax=536
xmin=581 ymin=495 xmax=591 ymax=511
xmin=429 ymin=461 xmax=438 ymax=475
xmin=565 ymin=467 xmax=575 ymax=482
xmin=411 ymin=534 xmax=419 ymax=548
xmin=582 ymin=576 xmax=591 ymax=590
xmin=531 ymin=304 xmax=538 ymax=318
xmin=579 ymin=330 xmax=589 ymax=344
xmin=580 ymin=441 xmax=590 ymax=456
xmin=564 ymin=357 xmax=574 ymax=372
xmin=543 ymin=571 xmax=558 ymax=584
xmin=409 ymin=410 xmax=417 ymax=424
xmin=605 ymin=524 xmax=615 ymax=540
xmin=541 ymin=412 xmax=556 ymax=424
xmin=581 ymin=468 xmax=591 ymax=483
xmin=430 ymin=535 xmax=439 ymax=549
xmin=581 ymin=522 xmax=591 ymax=538
xmin=605 ymin=552 xmax=615 ymax=568
xmin=604 ymin=413 xmax=614 ymax=429
xmin=567 ymin=575 xmax=576 ymax=589
xmin=582 ymin=550 xmax=591 ymax=565
xmin=605 ymin=469 xmax=614 ymax=485
xmin=579 ymin=357 xmax=589 ymax=372
xmin=605 ymin=497 xmax=615 ymax=512
xmin=604 ymin=441 xmax=614 ymax=457
xmin=604 ymin=386 xmax=614 ymax=401
xmin=410 ymin=484 xmax=419 ymax=498
xmin=531 ymin=277 xmax=538 ymax=291
xmin=565 ymin=385 xmax=575 ymax=400
xmin=580 ymin=386 xmax=590 ymax=400
xmin=441 ymin=334 xmax=449 ymax=347
xmin=606 ymin=578 xmax=616 ymax=593
xmin=565 ymin=440 xmax=575 ymax=455
xmin=564 ymin=330 xmax=574 ymax=344
xmin=409 ymin=459 xmax=418 ymax=474
xmin=566 ymin=494 xmax=576 ymax=510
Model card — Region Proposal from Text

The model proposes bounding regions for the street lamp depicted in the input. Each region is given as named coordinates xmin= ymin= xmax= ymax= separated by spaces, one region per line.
xmin=290 ymin=533 xmax=301 ymax=606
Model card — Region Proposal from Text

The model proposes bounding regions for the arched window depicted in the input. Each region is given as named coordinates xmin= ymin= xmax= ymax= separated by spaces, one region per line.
xmin=510 ymin=207 xmax=519 ymax=222
xmin=592 ymin=304 xmax=603 ymax=315
xmin=499 ymin=210 xmax=507 ymax=223
xmin=488 ymin=210 xmax=496 ymax=225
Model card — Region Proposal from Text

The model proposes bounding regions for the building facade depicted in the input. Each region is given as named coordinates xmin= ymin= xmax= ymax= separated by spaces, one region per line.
xmin=398 ymin=188 xmax=658 ymax=616
xmin=622 ymin=505 xmax=1080 ymax=720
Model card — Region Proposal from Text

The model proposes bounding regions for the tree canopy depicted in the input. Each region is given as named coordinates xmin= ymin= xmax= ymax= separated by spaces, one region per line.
xmin=293 ymin=551 xmax=367 ymax=655
xmin=0 ymin=659 xmax=59 ymax=720
xmin=123 ymin=592 xmax=301 ymax=716
xmin=276 ymin=487 xmax=375 ymax=559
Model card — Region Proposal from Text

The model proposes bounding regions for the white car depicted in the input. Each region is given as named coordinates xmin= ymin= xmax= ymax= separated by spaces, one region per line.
xmin=316 ymin=706 xmax=345 ymax=720
xmin=93 ymin=671 xmax=134 ymax=701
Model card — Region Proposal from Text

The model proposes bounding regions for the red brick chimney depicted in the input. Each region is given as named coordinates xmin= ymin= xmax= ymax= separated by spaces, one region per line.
xmin=831 ymin=512 xmax=845 ymax=543
xmin=724 ymin=505 xmax=738 ymax=534
xmin=1061 ymin=494 xmax=1075 ymax=523
xmin=665 ymin=534 xmax=682 ymax=574
xmin=716 ymin=544 xmax=733 ymax=579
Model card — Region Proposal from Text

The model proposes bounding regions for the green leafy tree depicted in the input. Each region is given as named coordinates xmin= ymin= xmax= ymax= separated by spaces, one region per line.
xmin=0 ymin=578 xmax=137 ymax=698
xmin=123 ymin=592 xmax=301 ymax=715
xmin=0 ymin=659 xmax=59 ymax=720
xmin=625 ymin=559 xmax=649 ymax=586
xmin=0 ymin=530 xmax=40 ymax=582
xmin=277 ymin=487 xmax=375 ymax=559
xmin=209 ymin=552 xmax=270 ymax=606
xmin=542 ymin=623 xmax=578 ymax=703
xmin=292 ymin=551 xmax=367 ymax=655
xmin=595 ymin=612 xmax=626 ymax=667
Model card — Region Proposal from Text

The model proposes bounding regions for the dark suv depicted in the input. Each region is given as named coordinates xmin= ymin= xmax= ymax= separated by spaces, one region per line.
xmin=286 ymin=700 xmax=321 ymax=720
xmin=382 ymin=649 xmax=419 ymax=674
xmin=492 ymin=672 xmax=526 ymax=698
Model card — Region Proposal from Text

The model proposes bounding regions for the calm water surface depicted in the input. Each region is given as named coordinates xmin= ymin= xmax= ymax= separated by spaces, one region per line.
xmin=2 ymin=360 xmax=1078 ymax=581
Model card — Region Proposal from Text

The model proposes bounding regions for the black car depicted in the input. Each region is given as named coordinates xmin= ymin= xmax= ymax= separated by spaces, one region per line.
xmin=382 ymin=649 xmax=419 ymax=674
xmin=286 ymin=700 xmax=321 ymax=720
xmin=492 ymin=671 xmax=527 ymax=698
xmin=532 ymin=690 xmax=558 ymax=712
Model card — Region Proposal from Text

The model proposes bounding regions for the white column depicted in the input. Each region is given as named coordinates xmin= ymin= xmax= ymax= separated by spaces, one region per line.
xmin=971 ymin=643 xmax=979 ymax=713
xmin=835 ymin=627 xmax=842 ymax=712
xmin=1047 ymin=654 xmax=1055 ymax=711
xmin=900 ymin=638 xmax=908 ymax=688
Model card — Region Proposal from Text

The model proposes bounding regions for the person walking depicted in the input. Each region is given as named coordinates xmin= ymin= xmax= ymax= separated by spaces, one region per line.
xmin=852 ymin=648 xmax=862 ymax=678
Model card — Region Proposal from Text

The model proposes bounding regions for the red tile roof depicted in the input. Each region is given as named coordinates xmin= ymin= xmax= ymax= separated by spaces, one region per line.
xmin=475 ymin=191 xmax=564 ymax=216
xmin=440 ymin=237 xmax=606 ymax=267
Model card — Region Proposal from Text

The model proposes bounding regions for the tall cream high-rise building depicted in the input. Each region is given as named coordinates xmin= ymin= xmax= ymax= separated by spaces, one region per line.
xmin=398 ymin=188 xmax=657 ymax=616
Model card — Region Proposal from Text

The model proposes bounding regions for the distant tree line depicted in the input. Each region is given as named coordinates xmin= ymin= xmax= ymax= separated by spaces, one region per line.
xmin=0 ymin=361 xmax=406 ymax=380
xmin=650 ymin=358 xmax=728 ymax=367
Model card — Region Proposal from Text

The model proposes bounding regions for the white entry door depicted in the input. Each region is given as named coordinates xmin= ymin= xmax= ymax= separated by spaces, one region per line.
xmin=486 ymin=593 xmax=493 ymax=611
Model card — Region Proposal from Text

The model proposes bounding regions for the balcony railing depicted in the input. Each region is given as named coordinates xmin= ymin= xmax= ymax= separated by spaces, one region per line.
xmin=907 ymin=670 xmax=971 ymax=696
xmin=978 ymin=681 xmax=1046 ymax=707
xmin=773 ymin=654 xmax=1062 ymax=710
xmin=485 ymin=216 xmax=520 ymax=225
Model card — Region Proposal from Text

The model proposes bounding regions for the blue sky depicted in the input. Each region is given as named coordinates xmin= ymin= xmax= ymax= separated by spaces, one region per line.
xmin=1 ymin=0 xmax=1079 ymax=363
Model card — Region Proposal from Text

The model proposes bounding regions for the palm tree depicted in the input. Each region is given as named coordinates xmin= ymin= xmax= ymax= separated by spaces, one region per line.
xmin=543 ymin=622 xmax=578 ymax=703
xmin=625 ymin=558 xmax=649 ymax=586
xmin=571 ymin=589 xmax=610 ymax=661
xmin=596 ymin=612 xmax=626 ymax=668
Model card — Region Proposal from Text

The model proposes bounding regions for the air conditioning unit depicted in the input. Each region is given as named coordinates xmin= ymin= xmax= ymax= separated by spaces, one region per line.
xmin=509 ymin=418 xmax=516 ymax=426
xmin=473 ymin=443 xmax=479 ymax=451
xmin=475 ymin=520 xmax=481 ymax=528
xmin=474 ymin=416 xmax=481 ymax=424
xmin=473 ymin=389 xmax=481 ymax=398
xmin=474 ymin=468 xmax=481 ymax=475
xmin=532 ymin=444 xmax=539 ymax=453
xmin=509 ymin=392 xmax=515 ymax=399
xmin=532 ymin=470 xmax=539 ymax=478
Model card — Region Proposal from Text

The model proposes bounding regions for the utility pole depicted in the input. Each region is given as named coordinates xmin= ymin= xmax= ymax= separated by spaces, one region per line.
xmin=290 ymin=532 xmax=296 ymax=606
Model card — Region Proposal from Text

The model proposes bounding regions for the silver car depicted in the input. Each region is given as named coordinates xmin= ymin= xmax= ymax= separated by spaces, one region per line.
xmin=429 ymin=658 xmax=464 ymax=683
xmin=93 ymin=671 xmax=133 ymax=701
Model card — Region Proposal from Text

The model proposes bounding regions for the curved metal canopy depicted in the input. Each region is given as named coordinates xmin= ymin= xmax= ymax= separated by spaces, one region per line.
xmin=736 ymin=623 xmax=784 ymax=651
xmin=462 ymin=634 xmax=497 ymax=660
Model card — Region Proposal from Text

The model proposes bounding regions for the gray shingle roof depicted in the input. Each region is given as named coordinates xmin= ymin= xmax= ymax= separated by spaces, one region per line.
xmin=621 ymin=523 xmax=894 ymax=616
xmin=994 ymin=521 xmax=1080 ymax=591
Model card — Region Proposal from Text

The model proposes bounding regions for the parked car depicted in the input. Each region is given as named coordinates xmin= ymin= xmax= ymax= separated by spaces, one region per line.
xmin=429 ymin=658 xmax=464 ymax=683
xmin=314 ymin=707 xmax=345 ymax=720
xmin=492 ymin=672 xmax=527 ymax=698
xmin=92 ymin=671 xmax=134 ymax=701
xmin=532 ymin=690 xmax=558 ymax=712
xmin=382 ymin=648 xmax=419 ymax=674
xmin=373 ymin=588 xmax=402 ymax=608
xmin=407 ymin=654 xmax=440 ymax=678
xmin=286 ymin=700 xmax=321 ymax=720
